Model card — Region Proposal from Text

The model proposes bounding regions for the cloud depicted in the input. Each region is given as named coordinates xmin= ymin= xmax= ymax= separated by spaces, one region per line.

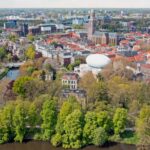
xmin=0 ymin=0 xmax=149 ymax=8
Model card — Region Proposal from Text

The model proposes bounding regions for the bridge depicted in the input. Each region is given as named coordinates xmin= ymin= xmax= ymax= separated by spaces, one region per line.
xmin=4 ymin=62 xmax=25 ymax=68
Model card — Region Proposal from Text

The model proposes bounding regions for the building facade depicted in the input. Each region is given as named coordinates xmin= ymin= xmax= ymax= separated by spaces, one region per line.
xmin=62 ymin=73 xmax=79 ymax=90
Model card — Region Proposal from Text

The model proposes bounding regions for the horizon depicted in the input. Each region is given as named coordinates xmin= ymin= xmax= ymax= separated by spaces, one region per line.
xmin=0 ymin=0 xmax=150 ymax=9
xmin=0 ymin=7 xmax=150 ymax=9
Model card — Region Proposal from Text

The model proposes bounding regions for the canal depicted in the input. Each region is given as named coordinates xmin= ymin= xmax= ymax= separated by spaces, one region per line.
xmin=0 ymin=141 xmax=136 ymax=150
xmin=5 ymin=68 xmax=20 ymax=80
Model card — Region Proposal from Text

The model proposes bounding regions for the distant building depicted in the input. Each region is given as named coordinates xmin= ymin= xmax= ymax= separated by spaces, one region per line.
xmin=29 ymin=26 xmax=41 ymax=35
xmin=117 ymin=46 xmax=138 ymax=57
xmin=59 ymin=51 xmax=73 ymax=66
xmin=39 ymin=24 xmax=57 ymax=33
xmin=40 ymin=24 xmax=52 ymax=34
xmin=109 ymin=32 xmax=119 ymax=46
xmin=20 ymin=23 xmax=28 ymax=37
xmin=92 ymin=32 xmax=109 ymax=45
xmin=11 ymin=29 xmax=22 ymax=36
xmin=55 ymin=24 xmax=65 ymax=32
xmin=72 ymin=18 xmax=84 ymax=25
xmin=76 ymin=50 xmax=91 ymax=57
xmin=4 ymin=20 xmax=17 ymax=29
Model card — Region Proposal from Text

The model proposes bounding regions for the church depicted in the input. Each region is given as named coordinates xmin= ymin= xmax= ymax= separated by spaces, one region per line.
xmin=88 ymin=10 xmax=119 ymax=46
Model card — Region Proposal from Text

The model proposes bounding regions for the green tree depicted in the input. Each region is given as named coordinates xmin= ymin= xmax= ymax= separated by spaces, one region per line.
xmin=92 ymin=127 xmax=108 ymax=146
xmin=7 ymin=53 xmax=13 ymax=62
xmin=67 ymin=59 xmax=81 ymax=71
xmin=56 ymin=97 xmax=81 ymax=134
xmin=28 ymin=103 xmax=38 ymax=134
xmin=0 ymin=102 xmax=15 ymax=144
xmin=0 ymin=47 xmax=6 ymax=60
xmin=24 ymin=79 xmax=46 ymax=100
xmin=40 ymin=98 xmax=57 ymax=140
xmin=27 ymin=66 xmax=36 ymax=76
xmin=83 ymin=111 xmax=98 ymax=144
xmin=63 ymin=110 xmax=83 ymax=149
xmin=13 ymin=76 xmax=34 ymax=97
xmin=107 ymin=76 xmax=130 ymax=108
xmin=13 ymin=101 xmax=29 ymax=143
xmin=136 ymin=105 xmax=150 ymax=145
xmin=79 ymin=72 xmax=98 ymax=103
xmin=27 ymin=34 xmax=35 ymax=42
xmin=8 ymin=34 xmax=18 ymax=42
xmin=95 ymin=81 xmax=109 ymax=101
xmin=97 ymin=111 xmax=113 ymax=133
xmin=113 ymin=108 xmax=127 ymax=135
xmin=25 ymin=45 xmax=35 ymax=60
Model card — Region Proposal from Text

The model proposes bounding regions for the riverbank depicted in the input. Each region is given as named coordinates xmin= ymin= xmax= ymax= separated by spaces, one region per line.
xmin=0 ymin=68 xmax=9 ymax=80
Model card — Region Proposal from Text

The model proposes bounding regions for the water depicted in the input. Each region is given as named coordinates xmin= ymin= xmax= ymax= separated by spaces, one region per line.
xmin=6 ymin=68 xmax=20 ymax=80
xmin=0 ymin=141 xmax=136 ymax=150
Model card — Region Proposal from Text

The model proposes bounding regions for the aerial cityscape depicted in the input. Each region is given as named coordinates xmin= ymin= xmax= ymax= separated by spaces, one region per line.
xmin=0 ymin=1 xmax=150 ymax=150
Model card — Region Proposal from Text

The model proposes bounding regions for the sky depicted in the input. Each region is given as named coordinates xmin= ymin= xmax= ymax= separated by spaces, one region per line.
xmin=0 ymin=0 xmax=150 ymax=8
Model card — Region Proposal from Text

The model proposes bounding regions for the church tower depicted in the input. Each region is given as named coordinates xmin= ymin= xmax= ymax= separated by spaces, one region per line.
xmin=88 ymin=9 xmax=96 ymax=40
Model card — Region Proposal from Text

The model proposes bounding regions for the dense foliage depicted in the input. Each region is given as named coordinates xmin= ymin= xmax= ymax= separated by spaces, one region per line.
xmin=0 ymin=68 xmax=150 ymax=148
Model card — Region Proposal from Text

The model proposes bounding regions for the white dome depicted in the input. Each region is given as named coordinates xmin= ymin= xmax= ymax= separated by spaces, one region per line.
xmin=86 ymin=54 xmax=111 ymax=68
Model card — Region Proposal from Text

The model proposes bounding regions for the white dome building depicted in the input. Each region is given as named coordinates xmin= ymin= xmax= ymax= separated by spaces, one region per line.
xmin=74 ymin=54 xmax=111 ymax=77
xmin=86 ymin=54 xmax=111 ymax=69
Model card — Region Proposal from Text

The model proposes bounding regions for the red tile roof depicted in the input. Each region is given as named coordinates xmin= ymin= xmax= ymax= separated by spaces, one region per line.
xmin=127 ymin=54 xmax=145 ymax=62
xmin=62 ymin=73 xmax=79 ymax=80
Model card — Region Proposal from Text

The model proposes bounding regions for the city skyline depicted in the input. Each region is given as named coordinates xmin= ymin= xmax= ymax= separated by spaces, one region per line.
xmin=0 ymin=0 xmax=150 ymax=8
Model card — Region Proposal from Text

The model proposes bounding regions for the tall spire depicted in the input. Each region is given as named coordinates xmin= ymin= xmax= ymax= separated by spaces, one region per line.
xmin=90 ymin=9 xmax=95 ymax=20
xmin=88 ymin=9 xmax=96 ymax=40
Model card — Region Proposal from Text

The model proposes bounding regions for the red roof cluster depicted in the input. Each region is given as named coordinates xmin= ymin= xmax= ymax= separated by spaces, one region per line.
xmin=141 ymin=64 xmax=150 ymax=69
xmin=127 ymin=53 xmax=145 ymax=62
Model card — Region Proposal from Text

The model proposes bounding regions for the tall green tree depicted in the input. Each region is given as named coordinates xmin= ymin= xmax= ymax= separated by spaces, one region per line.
xmin=51 ymin=97 xmax=80 ymax=147
xmin=28 ymin=103 xmax=38 ymax=134
xmin=83 ymin=111 xmax=111 ymax=145
xmin=0 ymin=47 xmax=6 ymax=60
xmin=40 ymin=98 xmax=57 ymax=140
xmin=136 ymin=105 xmax=150 ymax=145
xmin=83 ymin=111 xmax=98 ymax=145
xmin=25 ymin=45 xmax=35 ymax=60
xmin=0 ymin=102 xmax=15 ymax=144
xmin=113 ymin=108 xmax=127 ymax=135
xmin=56 ymin=97 xmax=81 ymax=134
xmin=63 ymin=110 xmax=83 ymax=149
xmin=13 ymin=101 xmax=29 ymax=143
